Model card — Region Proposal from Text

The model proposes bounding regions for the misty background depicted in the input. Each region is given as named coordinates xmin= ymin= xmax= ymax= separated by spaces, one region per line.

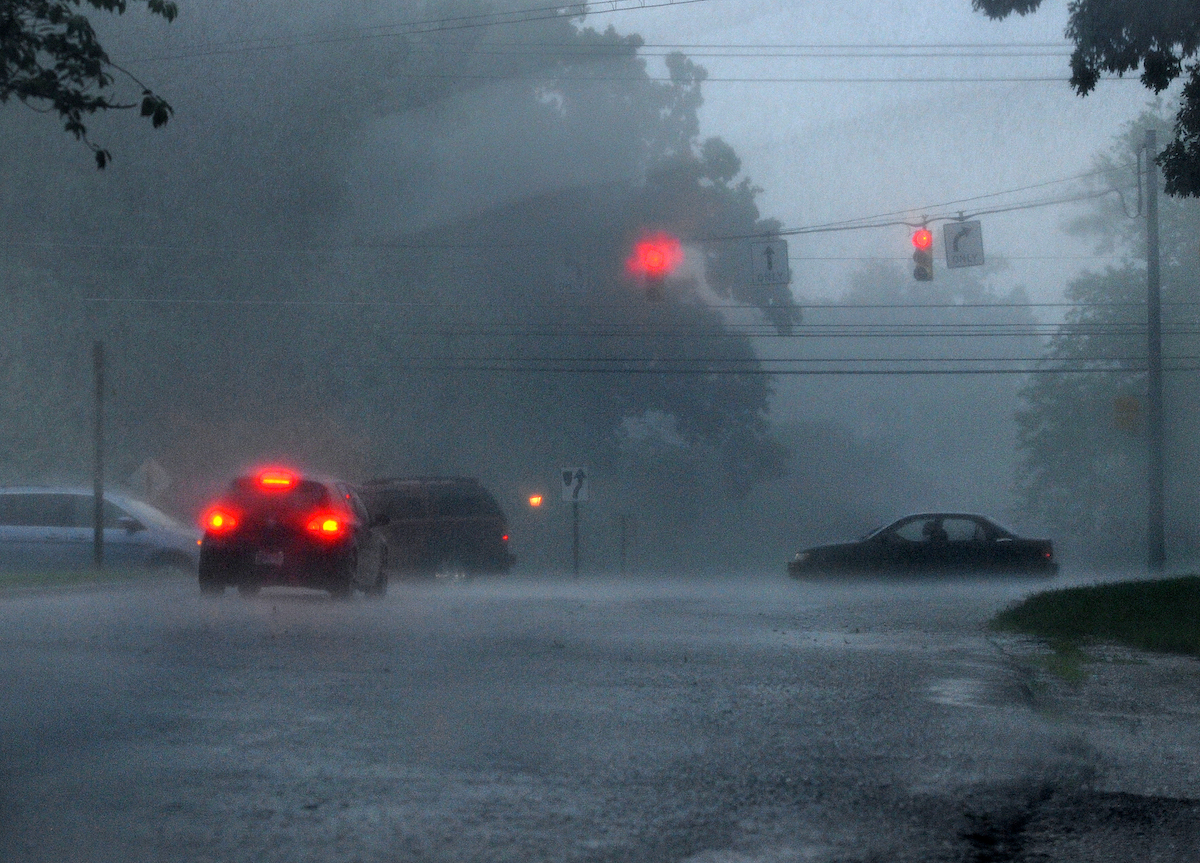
xmin=2 ymin=0 xmax=1198 ymax=573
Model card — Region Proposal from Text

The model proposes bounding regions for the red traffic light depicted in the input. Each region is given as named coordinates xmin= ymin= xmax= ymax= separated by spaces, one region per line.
xmin=626 ymin=233 xmax=683 ymax=280
xmin=911 ymin=227 xmax=934 ymax=281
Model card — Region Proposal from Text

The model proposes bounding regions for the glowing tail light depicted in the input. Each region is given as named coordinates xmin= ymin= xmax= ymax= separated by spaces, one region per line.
xmin=306 ymin=513 xmax=347 ymax=539
xmin=203 ymin=507 xmax=238 ymax=533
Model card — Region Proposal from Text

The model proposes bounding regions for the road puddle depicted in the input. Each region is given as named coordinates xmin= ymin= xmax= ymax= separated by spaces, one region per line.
xmin=925 ymin=676 xmax=993 ymax=708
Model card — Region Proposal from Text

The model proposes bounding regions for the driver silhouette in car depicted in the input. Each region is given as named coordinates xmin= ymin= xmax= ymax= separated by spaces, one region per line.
xmin=922 ymin=519 xmax=949 ymax=544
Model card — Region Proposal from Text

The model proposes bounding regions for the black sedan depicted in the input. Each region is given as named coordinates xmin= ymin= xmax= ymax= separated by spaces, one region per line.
xmin=198 ymin=468 xmax=389 ymax=598
xmin=787 ymin=512 xmax=1058 ymax=577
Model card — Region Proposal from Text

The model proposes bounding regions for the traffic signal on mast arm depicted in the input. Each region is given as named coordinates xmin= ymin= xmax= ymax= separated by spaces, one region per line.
xmin=911 ymin=228 xmax=934 ymax=281
xmin=626 ymin=232 xmax=683 ymax=300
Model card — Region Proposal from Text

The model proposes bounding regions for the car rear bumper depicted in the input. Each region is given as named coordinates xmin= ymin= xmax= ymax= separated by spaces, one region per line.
xmin=198 ymin=543 xmax=353 ymax=587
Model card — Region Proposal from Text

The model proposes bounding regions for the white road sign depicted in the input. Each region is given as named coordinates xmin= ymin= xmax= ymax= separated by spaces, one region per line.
xmin=943 ymin=221 xmax=984 ymax=268
xmin=561 ymin=467 xmax=589 ymax=502
xmin=749 ymin=240 xmax=790 ymax=285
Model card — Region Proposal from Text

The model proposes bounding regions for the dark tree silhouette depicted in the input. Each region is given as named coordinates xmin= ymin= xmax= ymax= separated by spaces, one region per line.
xmin=0 ymin=0 xmax=176 ymax=167
xmin=973 ymin=0 xmax=1200 ymax=196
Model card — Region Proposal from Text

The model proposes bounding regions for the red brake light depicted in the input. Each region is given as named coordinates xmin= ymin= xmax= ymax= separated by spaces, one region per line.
xmin=258 ymin=468 xmax=297 ymax=490
xmin=502 ymin=534 xmax=509 ymax=542
xmin=306 ymin=513 xmax=346 ymax=539
xmin=203 ymin=507 xmax=238 ymax=533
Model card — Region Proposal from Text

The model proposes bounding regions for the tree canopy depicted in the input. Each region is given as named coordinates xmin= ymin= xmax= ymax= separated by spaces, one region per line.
xmin=0 ymin=2 xmax=803 ymax=571
xmin=973 ymin=0 xmax=1200 ymax=196
xmin=0 ymin=0 xmax=175 ymax=167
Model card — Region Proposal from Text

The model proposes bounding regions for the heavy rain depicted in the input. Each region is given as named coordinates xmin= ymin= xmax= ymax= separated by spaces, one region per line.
xmin=1 ymin=1 xmax=1199 ymax=860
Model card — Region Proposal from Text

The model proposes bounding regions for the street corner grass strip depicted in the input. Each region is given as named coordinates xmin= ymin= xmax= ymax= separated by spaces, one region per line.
xmin=989 ymin=575 xmax=1200 ymax=658
xmin=0 ymin=566 xmax=172 ymax=591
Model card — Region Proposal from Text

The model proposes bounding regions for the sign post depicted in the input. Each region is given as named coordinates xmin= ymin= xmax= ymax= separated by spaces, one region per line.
xmin=561 ymin=467 xmax=588 ymax=576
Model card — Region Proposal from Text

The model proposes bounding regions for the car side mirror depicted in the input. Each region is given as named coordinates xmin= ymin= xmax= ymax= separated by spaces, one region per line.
xmin=117 ymin=515 xmax=145 ymax=533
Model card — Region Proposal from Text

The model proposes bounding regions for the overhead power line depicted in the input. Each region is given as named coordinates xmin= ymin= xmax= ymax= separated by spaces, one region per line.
xmin=372 ymin=73 xmax=1117 ymax=84
xmin=3 ymin=170 xmax=1134 ymax=258
xmin=130 ymin=0 xmax=718 ymax=63
xmin=78 ymin=298 xmax=1165 ymax=310
xmin=393 ymin=46 xmax=1074 ymax=59
xmin=368 ymin=364 xmax=1197 ymax=376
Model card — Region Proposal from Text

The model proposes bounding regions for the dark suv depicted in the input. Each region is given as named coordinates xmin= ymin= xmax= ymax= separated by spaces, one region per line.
xmin=198 ymin=468 xmax=388 ymax=598
xmin=359 ymin=477 xmax=514 ymax=577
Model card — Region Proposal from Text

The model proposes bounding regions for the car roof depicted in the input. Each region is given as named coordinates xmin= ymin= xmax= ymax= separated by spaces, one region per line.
xmin=883 ymin=512 xmax=1018 ymax=534
xmin=891 ymin=512 xmax=997 ymax=522
xmin=0 ymin=485 xmax=141 ymax=502
xmin=363 ymin=476 xmax=486 ymax=488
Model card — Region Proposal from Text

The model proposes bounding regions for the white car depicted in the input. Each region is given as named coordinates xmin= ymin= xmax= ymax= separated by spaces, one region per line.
xmin=0 ymin=487 xmax=200 ymax=572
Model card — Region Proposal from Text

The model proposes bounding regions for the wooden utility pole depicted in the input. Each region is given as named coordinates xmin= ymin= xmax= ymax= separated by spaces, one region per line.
xmin=93 ymin=340 xmax=105 ymax=569
xmin=1145 ymin=129 xmax=1165 ymax=572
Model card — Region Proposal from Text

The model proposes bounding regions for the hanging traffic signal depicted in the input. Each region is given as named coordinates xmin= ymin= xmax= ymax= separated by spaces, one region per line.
xmin=626 ymin=232 xmax=683 ymax=300
xmin=912 ymin=228 xmax=934 ymax=281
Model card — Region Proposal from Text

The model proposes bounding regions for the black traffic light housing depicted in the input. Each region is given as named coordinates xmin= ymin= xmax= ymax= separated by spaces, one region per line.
xmin=912 ymin=227 xmax=934 ymax=281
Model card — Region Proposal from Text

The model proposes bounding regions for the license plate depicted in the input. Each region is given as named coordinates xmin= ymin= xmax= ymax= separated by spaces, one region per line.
xmin=254 ymin=550 xmax=285 ymax=566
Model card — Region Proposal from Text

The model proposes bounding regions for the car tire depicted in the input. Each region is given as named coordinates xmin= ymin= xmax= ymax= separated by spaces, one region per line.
xmin=151 ymin=551 xmax=196 ymax=576
xmin=365 ymin=567 xmax=388 ymax=599
xmin=364 ymin=548 xmax=388 ymax=599
xmin=199 ymin=579 xmax=224 ymax=596
xmin=328 ymin=549 xmax=357 ymax=600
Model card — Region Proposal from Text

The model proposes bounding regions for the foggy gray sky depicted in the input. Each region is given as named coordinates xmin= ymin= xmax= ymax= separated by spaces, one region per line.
xmin=600 ymin=0 xmax=1167 ymax=452
xmin=603 ymin=0 xmax=1159 ymax=303
xmin=8 ymin=0 xmax=1188 ymax=558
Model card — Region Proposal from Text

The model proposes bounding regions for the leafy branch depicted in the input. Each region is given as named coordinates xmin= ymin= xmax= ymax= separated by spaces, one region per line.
xmin=973 ymin=0 xmax=1200 ymax=196
xmin=0 ymin=0 xmax=177 ymax=168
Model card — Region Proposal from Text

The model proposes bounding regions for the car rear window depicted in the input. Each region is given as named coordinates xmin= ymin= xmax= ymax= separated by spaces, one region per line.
xmin=370 ymin=491 xmax=426 ymax=519
xmin=227 ymin=478 xmax=330 ymax=513
xmin=432 ymin=491 xmax=500 ymax=517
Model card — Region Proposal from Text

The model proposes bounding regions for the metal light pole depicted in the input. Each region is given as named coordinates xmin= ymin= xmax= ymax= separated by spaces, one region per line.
xmin=93 ymin=340 xmax=105 ymax=569
xmin=1144 ymin=129 xmax=1165 ymax=572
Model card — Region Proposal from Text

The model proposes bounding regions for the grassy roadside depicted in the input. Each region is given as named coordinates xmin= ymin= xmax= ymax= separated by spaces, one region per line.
xmin=0 ymin=566 xmax=176 ymax=591
xmin=989 ymin=574 xmax=1200 ymax=659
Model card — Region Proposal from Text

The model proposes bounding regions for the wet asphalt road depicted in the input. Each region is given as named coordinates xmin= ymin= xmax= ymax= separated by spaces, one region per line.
xmin=1 ymin=573 xmax=1198 ymax=862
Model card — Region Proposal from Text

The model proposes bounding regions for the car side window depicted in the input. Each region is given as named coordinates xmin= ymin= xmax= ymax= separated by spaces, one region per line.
xmin=68 ymin=495 xmax=127 ymax=528
xmin=385 ymin=493 xmax=426 ymax=520
xmin=0 ymin=493 xmax=76 ymax=527
xmin=942 ymin=518 xmax=981 ymax=542
xmin=892 ymin=520 xmax=929 ymax=542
